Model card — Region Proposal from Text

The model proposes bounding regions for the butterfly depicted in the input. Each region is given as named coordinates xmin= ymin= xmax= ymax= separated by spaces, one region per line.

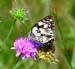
xmin=26 ymin=15 xmax=55 ymax=52
xmin=25 ymin=15 xmax=57 ymax=62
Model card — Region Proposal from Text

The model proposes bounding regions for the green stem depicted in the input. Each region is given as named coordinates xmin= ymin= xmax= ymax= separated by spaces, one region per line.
xmin=28 ymin=59 xmax=41 ymax=69
xmin=10 ymin=56 xmax=21 ymax=69
xmin=54 ymin=14 xmax=73 ymax=69
xmin=0 ymin=19 xmax=16 ymax=52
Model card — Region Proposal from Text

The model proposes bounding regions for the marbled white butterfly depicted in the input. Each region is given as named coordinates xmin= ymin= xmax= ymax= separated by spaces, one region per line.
xmin=25 ymin=15 xmax=55 ymax=52
xmin=26 ymin=15 xmax=56 ymax=61
xmin=26 ymin=15 xmax=55 ymax=43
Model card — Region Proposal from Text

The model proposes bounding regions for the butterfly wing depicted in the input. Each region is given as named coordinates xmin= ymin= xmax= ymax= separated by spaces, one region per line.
xmin=26 ymin=15 xmax=55 ymax=44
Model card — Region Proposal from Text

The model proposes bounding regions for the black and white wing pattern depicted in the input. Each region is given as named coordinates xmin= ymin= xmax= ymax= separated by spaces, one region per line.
xmin=26 ymin=15 xmax=55 ymax=44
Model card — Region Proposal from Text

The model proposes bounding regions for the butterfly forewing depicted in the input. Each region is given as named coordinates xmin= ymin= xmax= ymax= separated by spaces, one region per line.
xmin=27 ymin=15 xmax=55 ymax=43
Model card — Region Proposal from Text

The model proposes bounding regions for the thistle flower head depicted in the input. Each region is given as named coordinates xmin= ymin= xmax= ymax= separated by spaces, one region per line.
xmin=11 ymin=36 xmax=41 ymax=60
xmin=10 ymin=8 xmax=27 ymax=21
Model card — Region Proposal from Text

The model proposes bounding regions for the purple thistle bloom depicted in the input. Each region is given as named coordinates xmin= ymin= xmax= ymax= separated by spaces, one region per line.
xmin=11 ymin=36 xmax=41 ymax=60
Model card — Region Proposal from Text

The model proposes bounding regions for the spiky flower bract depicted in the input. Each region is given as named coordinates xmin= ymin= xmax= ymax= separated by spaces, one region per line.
xmin=10 ymin=8 xmax=27 ymax=21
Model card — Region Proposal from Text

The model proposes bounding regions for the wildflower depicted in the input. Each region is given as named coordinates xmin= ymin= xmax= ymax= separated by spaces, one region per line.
xmin=37 ymin=44 xmax=58 ymax=63
xmin=10 ymin=8 xmax=27 ymax=21
xmin=11 ymin=36 xmax=41 ymax=60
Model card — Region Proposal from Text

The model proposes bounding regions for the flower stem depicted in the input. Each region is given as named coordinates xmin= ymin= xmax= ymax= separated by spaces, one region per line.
xmin=54 ymin=13 xmax=73 ymax=69
xmin=10 ymin=56 xmax=21 ymax=69
xmin=28 ymin=59 xmax=41 ymax=69
xmin=0 ymin=19 xmax=16 ymax=52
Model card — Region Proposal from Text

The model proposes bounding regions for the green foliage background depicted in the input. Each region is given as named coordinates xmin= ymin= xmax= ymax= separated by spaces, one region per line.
xmin=0 ymin=0 xmax=75 ymax=69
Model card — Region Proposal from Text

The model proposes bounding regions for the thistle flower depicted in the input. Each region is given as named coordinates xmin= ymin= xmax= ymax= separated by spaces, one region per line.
xmin=11 ymin=36 xmax=41 ymax=60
